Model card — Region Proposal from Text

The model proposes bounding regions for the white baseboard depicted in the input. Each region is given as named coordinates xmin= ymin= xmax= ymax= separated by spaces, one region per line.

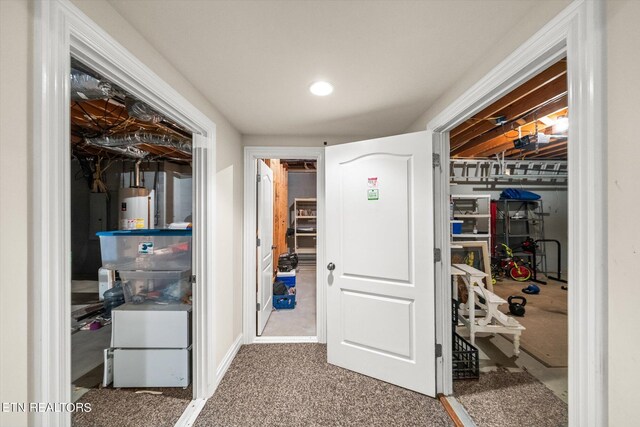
xmin=215 ymin=334 xmax=243 ymax=387
xmin=253 ymin=335 xmax=318 ymax=344
xmin=174 ymin=398 xmax=207 ymax=427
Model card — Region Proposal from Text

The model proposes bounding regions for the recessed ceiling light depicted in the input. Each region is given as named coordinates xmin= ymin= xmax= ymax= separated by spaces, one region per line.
xmin=309 ymin=81 xmax=333 ymax=96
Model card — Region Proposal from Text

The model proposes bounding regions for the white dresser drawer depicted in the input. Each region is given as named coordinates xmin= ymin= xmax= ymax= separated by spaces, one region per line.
xmin=112 ymin=303 xmax=191 ymax=348
xmin=113 ymin=348 xmax=190 ymax=388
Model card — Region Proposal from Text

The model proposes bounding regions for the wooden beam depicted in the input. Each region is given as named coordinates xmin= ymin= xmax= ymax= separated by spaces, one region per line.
xmin=450 ymin=60 xmax=566 ymax=140
xmin=503 ymin=139 xmax=567 ymax=158
xmin=525 ymin=144 xmax=568 ymax=159
xmin=454 ymin=102 xmax=567 ymax=158
xmin=451 ymin=75 xmax=567 ymax=152
xmin=271 ymin=159 xmax=288 ymax=278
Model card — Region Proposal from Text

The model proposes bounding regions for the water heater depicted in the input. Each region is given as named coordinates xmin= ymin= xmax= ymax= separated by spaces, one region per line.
xmin=118 ymin=187 xmax=155 ymax=230
xmin=118 ymin=161 xmax=155 ymax=230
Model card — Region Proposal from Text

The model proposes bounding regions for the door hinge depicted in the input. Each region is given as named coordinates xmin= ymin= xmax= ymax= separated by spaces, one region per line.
xmin=432 ymin=153 xmax=441 ymax=168
xmin=435 ymin=343 xmax=442 ymax=358
xmin=256 ymin=303 xmax=261 ymax=311
xmin=257 ymin=237 xmax=261 ymax=247
xmin=190 ymin=275 xmax=196 ymax=284
xmin=434 ymin=248 xmax=442 ymax=262
xmin=257 ymin=174 xmax=262 ymax=183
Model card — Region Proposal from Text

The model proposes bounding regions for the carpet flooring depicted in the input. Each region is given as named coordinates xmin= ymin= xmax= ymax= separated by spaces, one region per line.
xmin=492 ymin=279 xmax=568 ymax=367
xmin=454 ymin=369 xmax=568 ymax=427
xmin=72 ymin=386 xmax=192 ymax=427
xmin=195 ymin=344 xmax=453 ymax=427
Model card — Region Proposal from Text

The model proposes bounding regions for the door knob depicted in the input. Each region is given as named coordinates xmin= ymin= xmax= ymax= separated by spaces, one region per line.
xmin=327 ymin=262 xmax=335 ymax=271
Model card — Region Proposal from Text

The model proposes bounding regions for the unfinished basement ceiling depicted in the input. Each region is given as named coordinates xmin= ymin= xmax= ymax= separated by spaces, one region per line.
xmin=450 ymin=58 xmax=568 ymax=160
xmin=70 ymin=59 xmax=193 ymax=164
xmin=105 ymin=0 xmax=570 ymax=137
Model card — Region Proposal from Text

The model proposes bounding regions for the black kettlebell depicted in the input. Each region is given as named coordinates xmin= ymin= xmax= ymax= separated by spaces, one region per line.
xmin=508 ymin=296 xmax=527 ymax=317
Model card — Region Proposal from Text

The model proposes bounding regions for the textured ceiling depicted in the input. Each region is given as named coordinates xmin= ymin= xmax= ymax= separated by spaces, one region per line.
xmin=107 ymin=0 xmax=550 ymax=137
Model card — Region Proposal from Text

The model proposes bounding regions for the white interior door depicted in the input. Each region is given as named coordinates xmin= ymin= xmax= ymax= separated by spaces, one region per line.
xmin=257 ymin=160 xmax=274 ymax=335
xmin=325 ymin=131 xmax=436 ymax=395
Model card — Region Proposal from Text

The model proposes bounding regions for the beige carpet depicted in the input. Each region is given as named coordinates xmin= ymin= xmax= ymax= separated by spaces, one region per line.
xmin=454 ymin=369 xmax=568 ymax=427
xmin=492 ymin=279 xmax=568 ymax=367
xmin=195 ymin=344 xmax=453 ymax=426
xmin=73 ymin=386 xmax=191 ymax=427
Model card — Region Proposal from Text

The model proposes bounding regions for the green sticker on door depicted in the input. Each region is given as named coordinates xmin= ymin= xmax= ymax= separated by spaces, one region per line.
xmin=367 ymin=189 xmax=379 ymax=200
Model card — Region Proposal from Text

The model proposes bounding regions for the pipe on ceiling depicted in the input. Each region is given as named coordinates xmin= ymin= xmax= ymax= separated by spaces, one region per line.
xmin=85 ymin=132 xmax=192 ymax=155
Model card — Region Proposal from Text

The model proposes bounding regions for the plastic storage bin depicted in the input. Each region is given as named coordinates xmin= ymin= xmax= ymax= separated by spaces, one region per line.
xmin=119 ymin=269 xmax=191 ymax=304
xmin=97 ymin=229 xmax=192 ymax=271
xmin=273 ymin=294 xmax=296 ymax=310
xmin=451 ymin=220 xmax=464 ymax=235
xmin=276 ymin=270 xmax=296 ymax=287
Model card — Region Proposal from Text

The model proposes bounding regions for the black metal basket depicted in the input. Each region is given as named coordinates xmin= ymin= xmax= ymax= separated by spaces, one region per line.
xmin=452 ymin=332 xmax=479 ymax=380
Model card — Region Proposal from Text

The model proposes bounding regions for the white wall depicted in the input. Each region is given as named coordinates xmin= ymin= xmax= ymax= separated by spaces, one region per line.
xmin=243 ymin=134 xmax=367 ymax=147
xmin=451 ymin=184 xmax=568 ymax=274
xmin=0 ymin=1 xmax=29 ymax=426
xmin=607 ymin=0 xmax=640 ymax=421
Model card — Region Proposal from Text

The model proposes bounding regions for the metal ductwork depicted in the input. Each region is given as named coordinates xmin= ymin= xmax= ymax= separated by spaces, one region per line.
xmin=82 ymin=140 xmax=149 ymax=159
xmin=70 ymin=68 xmax=122 ymax=101
xmin=85 ymin=132 xmax=192 ymax=156
xmin=125 ymin=97 xmax=164 ymax=124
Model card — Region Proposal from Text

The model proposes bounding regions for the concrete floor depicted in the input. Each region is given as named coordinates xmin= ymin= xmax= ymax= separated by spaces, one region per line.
xmin=262 ymin=266 xmax=316 ymax=336
xmin=71 ymin=279 xmax=111 ymax=400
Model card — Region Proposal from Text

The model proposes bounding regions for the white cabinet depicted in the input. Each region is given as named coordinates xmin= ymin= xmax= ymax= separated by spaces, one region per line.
xmin=112 ymin=303 xmax=191 ymax=348
xmin=114 ymin=348 xmax=190 ymax=388
xmin=111 ymin=303 xmax=191 ymax=388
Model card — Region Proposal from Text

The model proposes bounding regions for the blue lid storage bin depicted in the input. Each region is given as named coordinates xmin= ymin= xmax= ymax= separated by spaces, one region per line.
xmin=97 ymin=229 xmax=192 ymax=271
xmin=273 ymin=294 xmax=296 ymax=310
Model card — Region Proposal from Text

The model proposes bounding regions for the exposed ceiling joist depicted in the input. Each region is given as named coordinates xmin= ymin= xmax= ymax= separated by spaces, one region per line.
xmin=450 ymin=60 xmax=567 ymax=142
xmin=503 ymin=139 xmax=567 ymax=158
xmin=455 ymin=101 xmax=567 ymax=158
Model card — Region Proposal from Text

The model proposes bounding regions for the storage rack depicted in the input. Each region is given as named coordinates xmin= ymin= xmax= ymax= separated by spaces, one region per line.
xmin=451 ymin=194 xmax=491 ymax=251
xmin=495 ymin=199 xmax=547 ymax=273
xmin=290 ymin=198 xmax=316 ymax=264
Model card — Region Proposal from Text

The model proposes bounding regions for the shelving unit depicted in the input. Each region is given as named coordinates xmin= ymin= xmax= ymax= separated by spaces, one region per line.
xmin=495 ymin=199 xmax=546 ymax=272
xmin=451 ymin=195 xmax=491 ymax=252
xmin=290 ymin=198 xmax=317 ymax=264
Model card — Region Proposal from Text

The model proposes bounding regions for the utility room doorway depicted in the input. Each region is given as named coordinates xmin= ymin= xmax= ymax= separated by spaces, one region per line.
xmin=256 ymin=159 xmax=318 ymax=337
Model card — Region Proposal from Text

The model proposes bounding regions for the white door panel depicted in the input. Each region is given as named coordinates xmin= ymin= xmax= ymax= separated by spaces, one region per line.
xmin=326 ymin=131 xmax=435 ymax=395
xmin=341 ymin=153 xmax=413 ymax=283
xmin=257 ymin=160 xmax=274 ymax=335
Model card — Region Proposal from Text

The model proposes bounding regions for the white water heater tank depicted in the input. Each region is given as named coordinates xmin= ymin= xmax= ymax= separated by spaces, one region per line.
xmin=118 ymin=187 xmax=155 ymax=230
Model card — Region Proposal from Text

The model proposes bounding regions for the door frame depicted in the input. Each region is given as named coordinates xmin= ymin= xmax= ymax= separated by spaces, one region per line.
xmin=243 ymin=146 xmax=326 ymax=344
xmin=32 ymin=1 xmax=217 ymax=425
xmin=429 ymin=1 xmax=606 ymax=425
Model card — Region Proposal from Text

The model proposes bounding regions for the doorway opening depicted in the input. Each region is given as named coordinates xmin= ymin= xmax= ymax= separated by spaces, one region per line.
xmin=445 ymin=57 xmax=569 ymax=424
xmin=243 ymin=147 xmax=325 ymax=344
xmin=430 ymin=3 xmax=605 ymax=424
xmin=256 ymin=159 xmax=318 ymax=337
xmin=68 ymin=58 xmax=196 ymax=422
